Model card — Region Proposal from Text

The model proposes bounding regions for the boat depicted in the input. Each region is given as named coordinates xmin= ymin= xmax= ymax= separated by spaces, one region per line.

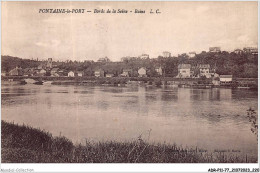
xmin=42 ymin=81 xmax=53 ymax=85
xmin=20 ymin=80 xmax=27 ymax=85
xmin=237 ymin=86 xmax=250 ymax=89
xmin=24 ymin=78 xmax=37 ymax=84
xmin=34 ymin=81 xmax=43 ymax=85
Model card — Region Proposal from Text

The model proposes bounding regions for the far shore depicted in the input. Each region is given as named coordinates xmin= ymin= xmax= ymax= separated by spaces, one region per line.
xmin=1 ymin=76 xmax=258 ymax=89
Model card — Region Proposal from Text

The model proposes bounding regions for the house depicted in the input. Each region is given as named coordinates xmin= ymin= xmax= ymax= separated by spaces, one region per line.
xmin=9 ymin=67 xmax=23 ymax=76
xmin=189 ymin=52 xmax=196 ymax=58
xmin=106 ymin=73 xmax=114 ymax=78
xmin=37 ymin=63 xmax=46 ymax=70
xmin=77 ymin=71 xmax=84 ymax=77
xmin=120 ymin=69 xmax=132 ymax=77
xmin=56 ymin=69 xmax=66 ymax=77
xmin=209 ymin=47 xmax=221 ymax=53
xmin=243 ymin=47 xmax=258 ymax=55
xmin=163 ymin=51 xmax=171 ymax=58
xmin=39 ymin=69 xmax=46 ymax=76
xmin=234 ymin=49 xmax=243 ymax=54
xmin=23 ymin=68 xmax=34 ymax=76
xmin=138 ymin=67 xmax=147 ymax=77
xmin=51 ymin=68 xmax=59 ymax=76
xmin=97 ymin=57 xmax=110 ymax=63
xmin=68 ymin=71 xmax=75 ymax=77
xmin=177 ymin=64 xmax=191 ymax=78
xmin=198 ymin=64 xmax=211 ymax=78
xmin=1 ymin=72 xmax=7 ymax=76
xmin=52 ymin=73 xmax=60 ymax=77
xmin=47 ymin=58 xmax=52 ymax=68
xmin=139 ymin=54 xmax=149 ymax=59
xmin=220 ymin=75 xmax=232 ymax=84
xmin=34 ymin=69 xmax=46 ymax=76
xmin=212 ymin=79 xmax=220 ymax=86
xmin=120 ymin=71 xmax=129 ymax=77
xmin=94 ymin=69 xmax=105 ymax=77
xmin=155 ymin=67 xmax=163 ymax=76
xmin=212 ymin=73 xmax=220 ymax=85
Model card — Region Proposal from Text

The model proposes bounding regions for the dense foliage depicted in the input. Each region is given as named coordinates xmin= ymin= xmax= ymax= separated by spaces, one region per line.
xmin=1 ymin=51 xmax=258 ymax=78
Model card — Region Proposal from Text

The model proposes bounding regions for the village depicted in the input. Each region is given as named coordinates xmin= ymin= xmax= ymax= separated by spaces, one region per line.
xmin=2 ymin=46 xmax=258 ymax=88
xmin=1 ymin=1 xmax=259 ymax=167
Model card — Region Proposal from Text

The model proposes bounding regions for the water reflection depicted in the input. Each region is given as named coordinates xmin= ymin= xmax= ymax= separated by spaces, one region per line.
xmin=1 ymin=85 xmax=258 ymax=159
xmin=161 ymin=88 xmax=179 ymax=101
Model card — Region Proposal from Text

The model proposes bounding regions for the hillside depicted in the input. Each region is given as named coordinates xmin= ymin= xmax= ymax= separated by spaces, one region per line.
xmin=1 ymin=51 xmax=258 ymax=78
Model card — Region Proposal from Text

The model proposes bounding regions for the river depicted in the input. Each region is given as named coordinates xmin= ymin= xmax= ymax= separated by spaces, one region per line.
xmin=1 ymin=84 xmax=258 ymax=159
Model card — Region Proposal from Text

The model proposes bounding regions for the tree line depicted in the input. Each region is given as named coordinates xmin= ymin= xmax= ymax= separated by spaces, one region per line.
xmin=1 ymin=51 xmax=258 ymax=78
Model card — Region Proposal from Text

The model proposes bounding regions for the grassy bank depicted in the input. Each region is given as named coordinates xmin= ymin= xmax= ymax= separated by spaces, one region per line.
xmin=1 ymin=120 xmax=256 ymax=163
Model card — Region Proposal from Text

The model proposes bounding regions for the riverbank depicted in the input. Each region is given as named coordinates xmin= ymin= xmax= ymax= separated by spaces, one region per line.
xmin=2 ymin=76 xmax=258 ymax=89
xmin=1 ymin=120 xmax=257 ymax=163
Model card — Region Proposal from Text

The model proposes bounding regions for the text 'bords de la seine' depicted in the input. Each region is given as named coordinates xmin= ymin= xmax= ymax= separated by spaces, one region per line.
xmin=38 ymin=8 xmax=161 ymax=14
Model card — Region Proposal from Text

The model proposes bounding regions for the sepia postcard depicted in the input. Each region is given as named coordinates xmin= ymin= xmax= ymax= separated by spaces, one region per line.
xmin=1 ymin=1 xmax=259 ymax=172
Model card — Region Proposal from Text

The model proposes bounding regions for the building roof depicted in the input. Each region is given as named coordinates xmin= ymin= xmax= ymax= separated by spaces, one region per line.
xmin=23 ymin=68 xmax=33 ymax=73
xmin=198 ymin=64 xmax=210 ymax=69
xmin=51 ymin=68 xmax=59 ymax=72
xmin=138 ymin=67 xmax=146 ymax=70
xmin=9 ymin=68 xmax=23 ymax=74
xmin=220 ymin=75 xmax=232 ymax=78
xmin=123 ymin=69 xmax=132 ymax=72
xmin=243 ymin=47 xmax=258 ymax=53
xmin=209 ymin=47 xmax=221 ymax=51
xmin=178 ymin=64 xmax=191 ymax=69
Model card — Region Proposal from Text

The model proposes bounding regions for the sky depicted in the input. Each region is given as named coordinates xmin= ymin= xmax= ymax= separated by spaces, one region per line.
xmin=2 ymin=1 xmax=258 ymax=61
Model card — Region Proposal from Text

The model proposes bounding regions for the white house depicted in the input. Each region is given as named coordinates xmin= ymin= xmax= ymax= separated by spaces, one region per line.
xmin=163 ymin=51 xmax=171 ymax=58
xmin=120 ymin=69 xmax=132 ymax=77
xmin=178 ymin=64 xmax=191 ymax=78
xmin=243 ymin=47 xmax=258 ymax=55
xmin=199 ymin=64 xmax=211 ymax=78
xmin=138 ymin=67 xmax=147 ymax=77
xmin=106 ymin=73 xmax=114 ymax=78
xmin=139 ymin=54 xmax=149 ymax=59
xmin=189 ymin=52 xmax=196 ymax=58
xmin=94 ymin=69 xmax=105 ymax=77
xmin=77 ymin=71 xmax=84 ymax=77
xmin=68 ymin=71 xmax=75 ymax=77
xmin=209 ymin=47 xmax=221 ymax=53
xmin=155 ymin=67 xmax=163 ymax=76
xmin=39 ymin=69 xmax=46 ymax=76
xmin=234 ymin=49 xmax=243 ymax=54
xmin=47 ymin=58 xmax=53 ymax=68
xmin=1 ymin=72 xmax=7 ymax=76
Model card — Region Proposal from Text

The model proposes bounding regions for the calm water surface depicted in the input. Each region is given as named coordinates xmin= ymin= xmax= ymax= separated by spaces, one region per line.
xmin=1 ymin=84 xmax=258 ymax=158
